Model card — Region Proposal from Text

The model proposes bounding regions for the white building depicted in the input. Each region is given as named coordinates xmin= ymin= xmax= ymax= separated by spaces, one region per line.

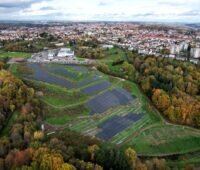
xmin=170 ymin=45 xmax=181 ymax=55
xmin=101 ymin=44 xmax=114 ymax=49
xmin=170 ymin=45 xmax=176 ymax=55
xmin=57 ymin=48 xmax=75 ymax=58
xmin=179 ymin=42 xmax=189 ymax=51
xmin=55 ymin=42 xmax=65 ymax=47
xmin=191 ymin=48 xmax=200 ymax=58
xmin=48 ymin=50 xmax=56 ymax=60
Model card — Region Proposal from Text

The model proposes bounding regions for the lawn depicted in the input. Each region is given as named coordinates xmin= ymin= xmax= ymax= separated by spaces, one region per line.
xmin=129 ymin=124 xmax=200 ymax=156
xmin=46 ymin=115 xmax=73 ymax=125
xmin=0 ymin=50 xmax=32 ymax=59
xmin=98 ymin=48 xmax=126 ymax=63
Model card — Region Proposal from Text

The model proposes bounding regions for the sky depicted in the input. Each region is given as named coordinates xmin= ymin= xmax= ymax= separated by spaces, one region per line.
xmin=0 ymin=0 xmax=200 ymax=22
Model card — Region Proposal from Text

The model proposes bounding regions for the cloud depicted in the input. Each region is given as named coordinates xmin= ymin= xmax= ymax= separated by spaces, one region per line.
xmin=0 ymin=0 xmax=43 ymax=8
xmin=180 ymin=10 xmax=200 ymax=16
xmin=132 ymin=13 xmax=155 ymax=17
xmin=98 ymin=1 xmax=109 ymax=6
xmin=0 ymin=0 xmax=200 ymax=22
xmin=39 ymin=7 xmax=55 ymax=11
xmin=158 ymin=1 xmax=185 ymax=6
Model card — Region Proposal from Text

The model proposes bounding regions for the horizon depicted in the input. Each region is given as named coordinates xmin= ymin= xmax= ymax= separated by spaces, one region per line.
xmin=0 ymin=0 xmax=200 ymax=23
xmin=0 ymin=20 xmax=200 ymax=25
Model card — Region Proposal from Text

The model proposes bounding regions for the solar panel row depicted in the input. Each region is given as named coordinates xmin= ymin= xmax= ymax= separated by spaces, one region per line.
xmin=96 ymin=113 xmax=144 ymax=140
xmin=81 ymin=80 xmax=111 ymax=96
xmin=112 ymin=88 xmax=136 ymax=104
xmin=46 ymin=66 xmax=79 ymax=79
xmin=86 ymin=88 xmax=136 ymax=114
xmin=77 ymin=75 xmax=100 ymax=88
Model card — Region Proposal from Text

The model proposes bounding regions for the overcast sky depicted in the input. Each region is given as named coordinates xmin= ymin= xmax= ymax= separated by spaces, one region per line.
xmin=0 ymin=0 xmax=200 ymax=22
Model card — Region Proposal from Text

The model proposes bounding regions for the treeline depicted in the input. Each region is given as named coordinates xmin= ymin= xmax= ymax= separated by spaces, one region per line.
xmin=75 ymin=38 xmax=100 ymax=48
xmin=98 ymin=52 xmax=200 ymax=128
xmin=75 ymin=47 xmax=105 ymax=59
xmin=3 ymin=41 xmax=40 ymax=53
xmin=1 ymin=131 xmax=196 ymax=170
xmin=2 ymin=33 xmax=59 ymax=53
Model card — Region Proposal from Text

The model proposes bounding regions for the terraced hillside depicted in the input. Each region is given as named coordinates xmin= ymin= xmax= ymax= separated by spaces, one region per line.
xmin=12 ymin=63 xmax=200 ymax=158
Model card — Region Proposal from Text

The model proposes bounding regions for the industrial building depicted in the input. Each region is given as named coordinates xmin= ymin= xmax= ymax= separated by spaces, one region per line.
xmin=29 ymin=48 xmax=75 ymax=63
xmin=57 ymin=48 xmax=74 ymax=58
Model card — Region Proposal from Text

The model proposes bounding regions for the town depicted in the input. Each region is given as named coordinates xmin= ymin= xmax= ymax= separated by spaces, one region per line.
xmin=1 ymin=22 xmax=200 ymax=64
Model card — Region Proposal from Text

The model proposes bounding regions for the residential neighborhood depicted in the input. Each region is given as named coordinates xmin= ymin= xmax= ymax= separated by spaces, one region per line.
xmin=1 ymin=22 xmax=200 ymax=63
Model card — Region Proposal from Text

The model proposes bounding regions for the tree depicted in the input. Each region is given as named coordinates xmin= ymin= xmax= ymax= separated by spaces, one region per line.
xmin=152 ymin=89 xmax=171 ymax=112
xmin=0 ymin=62 xmax=4 ymax=70
xmin=96 ymin=146 xmax=131 ymax=170
xmin=61 ymin=163 xmax=76 ymax=170
xmin=33 ymin=131 xmax=44 ymax=141
xmin=32 ymin=147 xmax=64 ymax=170
xmin=88 ymin=144 xmax=99 ymax=161
xmin=125 ymin=148 xmax=137 ymax=168
xmin=0 ymin=158 xmax=5 ymax=170
xmin=98 ymin=63 xmax=109 ymax=73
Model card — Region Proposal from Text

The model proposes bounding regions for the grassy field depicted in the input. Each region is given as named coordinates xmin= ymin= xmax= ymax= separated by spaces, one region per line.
xmin=45 ymin=115 xmax=73 ymax=125
xmin=12 ymin=59 xmax=200 ymax=160
xmin=98 ymin=48 xmax=126 ymax=63
xmin=129 ymin=124 xmax=200 ymax=156
xmin=0 ymin=50 xmax=32 ymax=59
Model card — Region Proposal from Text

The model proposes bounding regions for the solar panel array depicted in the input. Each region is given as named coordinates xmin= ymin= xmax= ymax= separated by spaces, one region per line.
xmin=26 ymin=64 xmax=108 ymax=90
xmin=47 ymin=66 xmax=78 ymax=79
xmin=96 ymin=113 xmax=144 ymax=140
xmin=112 ymin=88 xmax=136 ymax=104
xmin=81 ymin=80 xmax=111 ymax=96
xmin=86 ymin=88 xmax=136 ymax=114
xmin=27 ymin=63 xmax=74 ymax=88
xmin=77 ymin=75 xmax=100 ymax=88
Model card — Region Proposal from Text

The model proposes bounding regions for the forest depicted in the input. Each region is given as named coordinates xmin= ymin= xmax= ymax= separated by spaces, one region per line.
xmin=98 ymin=51 xmax=200 ymax=128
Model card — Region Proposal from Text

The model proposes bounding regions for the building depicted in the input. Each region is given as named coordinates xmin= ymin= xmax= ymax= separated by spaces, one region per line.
xmin=170 ymin=45 xmax=181 ymax=55
xmin=194 ymin=48 xmax=200 ymax=58
xmin=101 ymin=44 xmax=114 ymax=49
xmin=191 ymin=48 xmax=200 ymax=58
xmin=57 ymin=48 xmax=75 ymax=58
xmin=170 ymin=45 xmax=176 ymax=55
xmin=55 ymin=42 xmax=65 ymax=47
xmin=48 ymin=50 xmax=56 ymax=60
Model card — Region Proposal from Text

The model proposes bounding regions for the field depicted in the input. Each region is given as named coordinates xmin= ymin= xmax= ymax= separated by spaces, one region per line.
xmin=97 ymin=48 xmax=127 ymax=63
xmin=0 ymin=50 xmax=32 ymax=59
xmin=129 ymin=124 xmax=200 ymax=156
xmin=10 ymin=52 xmax=200 ymax=167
